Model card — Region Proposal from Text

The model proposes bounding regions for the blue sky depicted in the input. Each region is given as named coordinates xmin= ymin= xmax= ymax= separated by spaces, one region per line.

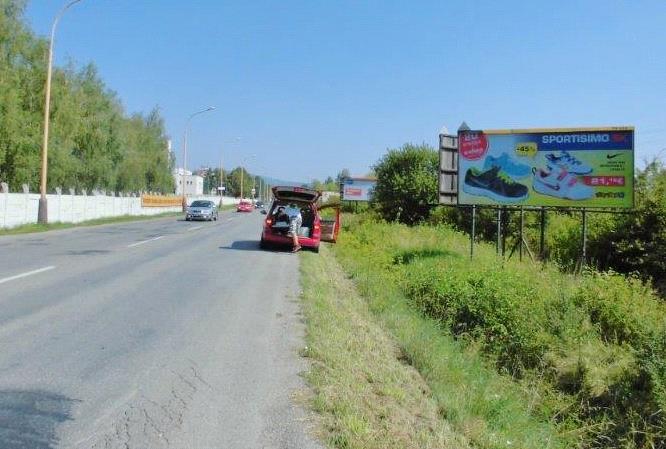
xmin=26 ymin=0 xmax=666 ymax=182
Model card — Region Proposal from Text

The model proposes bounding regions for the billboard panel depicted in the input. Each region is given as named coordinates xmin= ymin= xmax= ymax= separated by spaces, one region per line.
xmin=341 ymin=177 xmax=376 ymax=202
xmin=457 ymin=127 xmax=634 ymax=208
xmin=141 ymin=194 xmax=182 ymax=207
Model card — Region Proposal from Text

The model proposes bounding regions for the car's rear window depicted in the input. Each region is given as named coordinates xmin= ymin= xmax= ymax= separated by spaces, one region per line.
xmin=191 ymin=201 xmax=210 ymax=207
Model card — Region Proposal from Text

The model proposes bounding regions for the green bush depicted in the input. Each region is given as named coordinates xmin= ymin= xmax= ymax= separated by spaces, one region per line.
xmin=372 ymin=143 xmax=439 ymax=225
xmin=401 ymin=258 xmax=556 ymax=373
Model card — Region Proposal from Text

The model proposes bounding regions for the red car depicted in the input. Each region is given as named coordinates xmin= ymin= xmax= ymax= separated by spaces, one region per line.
xmin=260 ymin=186 xmax=339 ymax=253
xmin=236 ymin=200 xmax=253 ymax=212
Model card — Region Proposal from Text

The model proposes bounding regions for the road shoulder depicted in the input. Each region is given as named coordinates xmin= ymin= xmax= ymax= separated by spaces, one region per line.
xmin=299 ymin=245 xmax=470 ymax=449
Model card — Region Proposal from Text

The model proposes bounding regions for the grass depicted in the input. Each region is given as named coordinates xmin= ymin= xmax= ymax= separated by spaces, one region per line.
xmin=219 ymin=203 xmax=238 ymax=211
xmin=0 ymin=211 xmax=182 ymax=235
xmin=328 ymin=225 xmax=569 ymax=449
xmin=328 ymin=214 xmax=666 ymax=449
xmin=299 ymin=246 xmax=471 ymax=449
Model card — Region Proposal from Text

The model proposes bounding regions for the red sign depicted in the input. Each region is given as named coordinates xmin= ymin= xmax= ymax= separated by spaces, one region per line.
xmin=582 ymin=176 xmax=625 ymax=187
xmin=345 ymin=187 xmax=362 ymax=196
xmin=459 ymin=131 xmax=489 ymax=160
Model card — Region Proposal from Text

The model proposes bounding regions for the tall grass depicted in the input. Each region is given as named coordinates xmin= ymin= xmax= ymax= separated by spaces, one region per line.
xmin=333 ymin=214 xmax=666 ymax=449
xmin=333 ymin=215 xmax=571 ymax=449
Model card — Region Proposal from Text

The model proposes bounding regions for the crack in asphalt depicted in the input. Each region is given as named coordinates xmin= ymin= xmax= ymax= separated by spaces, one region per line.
xmin=87 ymin=363 xmax=212 ymax=449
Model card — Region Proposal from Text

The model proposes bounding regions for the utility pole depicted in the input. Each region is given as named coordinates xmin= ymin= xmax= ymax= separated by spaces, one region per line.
xmin=219 ymin=153 xmax=224 ymax=196
xmin=38 ymin=0 xmax=85 ymax=224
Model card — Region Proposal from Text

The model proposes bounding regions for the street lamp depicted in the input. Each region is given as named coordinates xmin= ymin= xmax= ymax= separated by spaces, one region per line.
xmin=181 ymin=106 xmax=215 ymax=210
xmin=38 ymin=0 xmax=85 ymax=224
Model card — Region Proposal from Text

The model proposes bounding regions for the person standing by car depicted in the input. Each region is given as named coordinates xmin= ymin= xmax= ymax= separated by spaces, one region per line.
xmin=275 ymin=206 xmax=289 ymax=224
xmin=285 ymin=204 xmax=302 ymax=252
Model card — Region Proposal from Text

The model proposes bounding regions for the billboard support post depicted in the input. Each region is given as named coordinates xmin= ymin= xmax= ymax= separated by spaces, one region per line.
xmin=581 ymin=209 xmax=588 ymax=270
xmin=508 ymin=206 xmax=535 ymax=262
xmin=496 ymin=208 xmax=502 ymax=255
xmin=502 ymin=207 xmax=507 ymax=257
xmin=540 ymin=208 xmax=546 ymax=259
xmin=470 ymin=205 xmax=476 ymax=259
xmin=519 ymin=206 xmax=524 ymax=261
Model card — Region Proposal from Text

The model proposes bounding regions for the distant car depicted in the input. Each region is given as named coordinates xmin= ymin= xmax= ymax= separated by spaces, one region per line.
xmin=237 ymin=200 xmax=253 ymax=212
xmin=255 ymin=200 xmax=265 ymax=209
xmin=186 ymin=200 xmax=218 ymax=221
xmin=260 ymin=186 xmax=339 ymax=253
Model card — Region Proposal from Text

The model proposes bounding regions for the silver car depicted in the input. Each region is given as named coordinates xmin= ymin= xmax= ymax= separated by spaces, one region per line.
xmin=186 ymin=200 xmax=218 ymax=221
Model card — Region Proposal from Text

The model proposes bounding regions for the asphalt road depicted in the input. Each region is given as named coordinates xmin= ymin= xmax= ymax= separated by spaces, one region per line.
xmin=0 ymin=211 xmax=323 ymax=449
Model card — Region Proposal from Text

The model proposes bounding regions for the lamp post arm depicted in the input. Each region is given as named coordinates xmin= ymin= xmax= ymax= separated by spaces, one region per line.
xmin=180 ymin=106 xmax=214 ymax=211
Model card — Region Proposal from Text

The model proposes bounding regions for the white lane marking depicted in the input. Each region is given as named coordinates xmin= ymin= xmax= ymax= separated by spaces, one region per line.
xmin=226 ymin=218 xmax=233 ymax=222
xmin=187 ymin=225 xmax=203 ymax=231
xmin=127 ymin=235 xmax=165 ymax=248
xmin=0 ymin=266 xmax=56 ymax=285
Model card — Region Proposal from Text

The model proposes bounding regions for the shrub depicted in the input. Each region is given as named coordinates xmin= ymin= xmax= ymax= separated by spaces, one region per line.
xmin=372 ymin=143 xmax=438 ymax=225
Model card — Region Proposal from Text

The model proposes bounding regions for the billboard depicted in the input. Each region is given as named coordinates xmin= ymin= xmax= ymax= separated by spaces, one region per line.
xmin=341 ymin=177 xmax=376 ymax=202
xmin=141 ymin=194 xmax=183 ymax=207
xmin=457 ymin=127 xmax=634 ymax=208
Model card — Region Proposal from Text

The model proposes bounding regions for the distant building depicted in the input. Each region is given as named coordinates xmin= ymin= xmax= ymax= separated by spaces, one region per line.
xmin=173 ymin=168 xmax=203 ymax=195
xmin=321 ymin=191 xmax=341 ymax=203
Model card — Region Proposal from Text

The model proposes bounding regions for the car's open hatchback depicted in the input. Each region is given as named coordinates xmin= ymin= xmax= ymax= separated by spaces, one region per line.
xmin=260 ymin=186 xmax=339 ymax=252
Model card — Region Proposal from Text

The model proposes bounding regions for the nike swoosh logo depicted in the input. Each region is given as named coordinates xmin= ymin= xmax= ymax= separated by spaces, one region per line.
xmin=607 ymin=153 xmax=622 ymax=159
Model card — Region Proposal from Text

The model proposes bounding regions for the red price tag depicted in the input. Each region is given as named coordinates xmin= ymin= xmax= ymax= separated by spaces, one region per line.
xmin=582 ymin=176 xmax=625 ymax=187
xmin=459 ymin=132 xmax=489 ymax=161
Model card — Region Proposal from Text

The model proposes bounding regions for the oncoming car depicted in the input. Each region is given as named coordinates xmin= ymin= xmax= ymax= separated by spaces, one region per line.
xmin=186 ymin=200 xmax=218 ymax=221
xmin=260 ymin=186 xmax=339 ymax=253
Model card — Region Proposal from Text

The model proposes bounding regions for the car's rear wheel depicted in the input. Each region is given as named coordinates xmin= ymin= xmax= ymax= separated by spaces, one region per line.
xmin=312 ymin=245 xmax=320 ymax=254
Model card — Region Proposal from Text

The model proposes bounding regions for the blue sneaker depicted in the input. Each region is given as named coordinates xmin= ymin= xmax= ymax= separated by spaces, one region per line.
xmin=545 ymin=151 xmax=593 ymax=175
xmin=482 ymin=153 xmax=531 ymax=179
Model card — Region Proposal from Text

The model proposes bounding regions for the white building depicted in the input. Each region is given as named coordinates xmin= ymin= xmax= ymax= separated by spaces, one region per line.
xmin=173 ymin=168 xmax=204 ymax=195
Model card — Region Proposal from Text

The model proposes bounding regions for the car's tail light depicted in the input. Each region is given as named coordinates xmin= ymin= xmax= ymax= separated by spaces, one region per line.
xmin=314 ymin=224 xmax=320 ymax=230
xmin=266 ymin=218 xmax=272 ymax=226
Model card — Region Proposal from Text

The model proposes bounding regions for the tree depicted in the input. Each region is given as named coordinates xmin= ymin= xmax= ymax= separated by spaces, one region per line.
xmin=227 ymin=166 xmax=255 ymax=198
xmin=336 ymin=168 xmax=350 ymax=183
xmin=372 ymin=143 xmax=438 ymax=224
xmin=0 ymin=1 xmax=174 ymax=194
xmin=203 ymin=166 xmax=228 ymax=195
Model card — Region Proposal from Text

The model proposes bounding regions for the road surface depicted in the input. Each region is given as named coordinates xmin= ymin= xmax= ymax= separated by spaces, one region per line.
xmin=0 ymin=211 xmax=322 ymax=449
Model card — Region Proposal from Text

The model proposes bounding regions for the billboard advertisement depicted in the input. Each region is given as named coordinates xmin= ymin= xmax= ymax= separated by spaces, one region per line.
xmin=457 ymin=127 xmax=634 ymax=208
xmin=141 ymin=194 xmax=183 ymax=207
xmin=341 ymin=177 xmax=376 ymax=202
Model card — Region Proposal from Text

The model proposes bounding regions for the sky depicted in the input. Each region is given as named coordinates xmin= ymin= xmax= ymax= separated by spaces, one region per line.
xmin=26 ymin=0 xmax=666 ymax=183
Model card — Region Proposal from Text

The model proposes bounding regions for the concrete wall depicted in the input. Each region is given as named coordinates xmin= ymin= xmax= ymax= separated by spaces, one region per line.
xmin=0 ymin=190 xmax=240 ymax=229
xmin=188 ymin=195 xmax=240 ymax=207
